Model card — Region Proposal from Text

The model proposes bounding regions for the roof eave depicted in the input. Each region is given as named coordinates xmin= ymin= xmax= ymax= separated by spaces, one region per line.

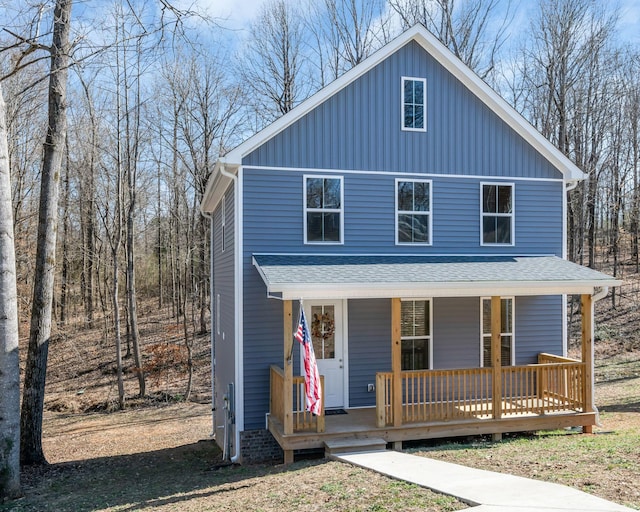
xmin=266 ymin=279 xmax=621 ymax=301
xmin=200 ymin=159 xmax=239 ymax=213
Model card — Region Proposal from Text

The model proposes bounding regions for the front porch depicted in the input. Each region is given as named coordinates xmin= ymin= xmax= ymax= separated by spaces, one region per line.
xmin=269 ymin=295 xmax=598 ymax=463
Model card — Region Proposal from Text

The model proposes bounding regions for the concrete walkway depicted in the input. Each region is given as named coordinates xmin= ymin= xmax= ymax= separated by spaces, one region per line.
xmin=335 ymin=450 xmax=636 ymax=512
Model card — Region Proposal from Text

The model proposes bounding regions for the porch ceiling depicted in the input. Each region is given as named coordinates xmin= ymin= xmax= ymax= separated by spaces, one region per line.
xmin=252 ymin=254 xmax=621 ymax=300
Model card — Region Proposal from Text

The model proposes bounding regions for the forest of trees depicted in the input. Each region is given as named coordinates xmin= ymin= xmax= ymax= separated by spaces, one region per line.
xmin=1 ymin=0 xmax=639 ymax=498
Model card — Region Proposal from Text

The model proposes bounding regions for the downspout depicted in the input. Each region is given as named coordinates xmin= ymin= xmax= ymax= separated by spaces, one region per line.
xmin=562 ymin=179 xmax=580 ymax=355
xmin=200 ymin=208 xmax=215 ymax=439
xmin=219 ymin=162 xmax=243 ymax=463
xmin=565 ymin=179 xmax=579 ymax=193
xmin=590 ymin=286 xmax=609 ymax=427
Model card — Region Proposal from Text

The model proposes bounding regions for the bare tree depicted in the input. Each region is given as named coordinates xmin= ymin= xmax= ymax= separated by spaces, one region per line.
xmin=20 ymin=0 xmax=72 ymax=466
xmin=240 ymin=0 xmax=309 ymax=125
xmin=304 ymin=0 xmax=389 ymax=86
xmin=519 ymin=0 xmax=617 ymax=266
xmin=0 ymin=83 xmax=21 ymax=500
xmin=389 ymin=0 xmax=511 ymax=79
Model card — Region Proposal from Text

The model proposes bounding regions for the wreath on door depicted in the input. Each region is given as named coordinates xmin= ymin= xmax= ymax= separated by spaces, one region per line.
xmin=311 ymin=311 xmax=335 ymax=341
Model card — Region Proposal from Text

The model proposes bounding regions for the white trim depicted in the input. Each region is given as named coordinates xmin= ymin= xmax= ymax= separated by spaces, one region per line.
xmin=341 ymin=299 xmax=349 ymax=408
xmin=480 ymin=182 xmax=515 ymax=247
xmin=242 ymin=165 xmax=564 ymax=183
xmin=300 ymin=299 xmax=349 ymax=409
xmin=234 ymin=167 xmax=245 ymax=453
xmin=400 ymin=298 xmax=433 ymax=370
xmin=254 ymin=251 xmax=557 ymax=258
xmin=261 ymin=281 xmax=611 ymax=301
xmin=401 ymin=76 xmax=427 ymax=132
xmin=303 ymin=175 xmax=344 ymax=245
xmin=480 ymin=296 xmax=515 ymax=367
xmin=395 ymin=178 xmax=433 ymax=246
xmin=221 ymin=196 xmax=226 ymax=253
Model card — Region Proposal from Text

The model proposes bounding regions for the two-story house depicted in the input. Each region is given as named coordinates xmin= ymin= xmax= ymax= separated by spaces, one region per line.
xmin=200 ymin=24 xmax=620 ymax=464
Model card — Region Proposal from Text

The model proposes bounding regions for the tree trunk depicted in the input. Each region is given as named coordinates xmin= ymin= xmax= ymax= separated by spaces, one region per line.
xmin=127 ymin=200 xmax=145 ymax=397
xmin=0 ymin=83 xmax=21 ymax=500
xmin=113 ymin=246 xmax=126 ymax=409
xmin=20 ymin=0 xmax=72 ymax=467
xmin=59 ymin=147 xmax=70 ymax=325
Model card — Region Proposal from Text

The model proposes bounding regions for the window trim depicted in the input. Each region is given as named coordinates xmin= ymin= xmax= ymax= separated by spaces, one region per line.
xmin=480 ymin=296 xmax=515 ymax=367
xmin=400 ymin=298 xmax=433 ymax=371
xmin=303 ymin=174 xmax=344 ymax=245
xmin=401 ymin=76 xmax=427 ymax=132
xmin=480 ymin=182 xmax=515 ymax=247
xmin=395 ymin=178 xmax=433 ymax=246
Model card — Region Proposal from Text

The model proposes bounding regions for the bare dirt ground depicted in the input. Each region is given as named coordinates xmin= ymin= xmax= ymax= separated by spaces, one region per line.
xmin=4 ymin=268 xmax=640 ymax=511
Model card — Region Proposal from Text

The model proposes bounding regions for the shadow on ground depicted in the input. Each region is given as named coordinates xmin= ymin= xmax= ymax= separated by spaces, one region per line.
xmin=4 ymin=441 xmax=315 ymax=512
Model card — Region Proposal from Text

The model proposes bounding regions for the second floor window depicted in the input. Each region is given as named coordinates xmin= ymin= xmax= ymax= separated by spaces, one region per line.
xmin=481 ymin=183 xmax=513 ymax=245
xmin=305 ymin=176 xmax=343 ymax=243
xmin=397 ymin=179 xmax=431 ymax=244
xmin=402 ymin=77 xmax=426 ymax=131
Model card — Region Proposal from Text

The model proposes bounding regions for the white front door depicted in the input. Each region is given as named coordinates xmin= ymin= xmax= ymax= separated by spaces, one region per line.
xmin=302 ymin=300 xmax=346 ymax=409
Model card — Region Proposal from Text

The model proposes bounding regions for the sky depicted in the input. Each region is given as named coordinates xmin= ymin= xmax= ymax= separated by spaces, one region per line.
xmin=203 ymin=0 xmax=640 ymax=47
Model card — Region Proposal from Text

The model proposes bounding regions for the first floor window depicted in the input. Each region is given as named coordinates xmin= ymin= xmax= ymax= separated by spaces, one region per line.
xmin=305 ymin=176 xmax=343 ymax=243
xmin=401 ymin=299 xmax=431 ymax=370
xmin=481 ymin=183 xmax=513 ymax=245
xmin=397 ymin=179 xmax=431 ymax=244
xmin=481 ymin=297 xmax=514 ymax=367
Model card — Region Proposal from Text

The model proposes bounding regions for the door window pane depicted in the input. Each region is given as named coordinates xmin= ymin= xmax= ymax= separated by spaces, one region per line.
xmin=310 ymin=305 xmax=335 ymax=360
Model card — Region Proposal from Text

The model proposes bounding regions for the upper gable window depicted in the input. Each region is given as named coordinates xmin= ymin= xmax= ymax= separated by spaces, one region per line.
xmin=402 ymin=77 xmax=426 ymax=132
xmin=396 ymin=179 xmax=431 ymax=245
xmin=481 ymin=183 xmax=514 ymax=246
xmin=304 ymin=176 xmax=343 ymax=244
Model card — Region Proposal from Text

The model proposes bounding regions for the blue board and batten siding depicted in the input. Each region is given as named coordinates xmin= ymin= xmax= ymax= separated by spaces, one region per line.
xmin=244 ymin=40 xmax=562 ymax=180
xmin=238 ymin=38 xmax=567 ymax=429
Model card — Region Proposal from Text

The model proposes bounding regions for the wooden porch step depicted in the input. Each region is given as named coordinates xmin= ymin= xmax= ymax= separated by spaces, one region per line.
xmin=324 ymin=437 xmax=387 ymax=458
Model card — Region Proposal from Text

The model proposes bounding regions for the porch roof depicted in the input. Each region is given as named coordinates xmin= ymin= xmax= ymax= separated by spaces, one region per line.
xmin=252 ymin=254 xmax=621 ymax=300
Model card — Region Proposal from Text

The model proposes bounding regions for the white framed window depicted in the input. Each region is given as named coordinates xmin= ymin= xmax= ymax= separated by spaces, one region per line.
xmin=221 ymin=196 xmax=226 ymax=253
xmin=481 ymin=182 xmax=514 ymax=245
xmin=480 ymin=297 xmax=514 ymax=367
xmin=304 ymin=175 xmax=343 ymax=244
xmin=396 ymin=179 xmax=432 ymax=245
xmin=401 ymin=299 xmax=432 ymax=370
xmin=402 ymin=77 xmax=426 ymax=132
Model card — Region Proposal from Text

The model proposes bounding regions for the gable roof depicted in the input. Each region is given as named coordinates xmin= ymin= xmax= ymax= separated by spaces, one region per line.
xmin=201 ymin=24 xmax=585 ymax=212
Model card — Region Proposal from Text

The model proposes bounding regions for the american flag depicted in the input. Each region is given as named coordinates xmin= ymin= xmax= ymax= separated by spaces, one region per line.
xmin=295 ymin=306 xmax=322 ymax=415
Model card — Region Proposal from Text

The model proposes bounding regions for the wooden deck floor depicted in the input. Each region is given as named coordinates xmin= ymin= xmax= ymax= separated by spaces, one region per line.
xmin=268 ymin=404 xmax=597 ymax=453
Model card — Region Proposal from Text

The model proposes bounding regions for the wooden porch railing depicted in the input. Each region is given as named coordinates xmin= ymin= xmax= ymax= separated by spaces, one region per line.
xmin=270 ymin=365 xmax=325 ymax=433
xmin=376 ymin=358 xmax=585 ymax=427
